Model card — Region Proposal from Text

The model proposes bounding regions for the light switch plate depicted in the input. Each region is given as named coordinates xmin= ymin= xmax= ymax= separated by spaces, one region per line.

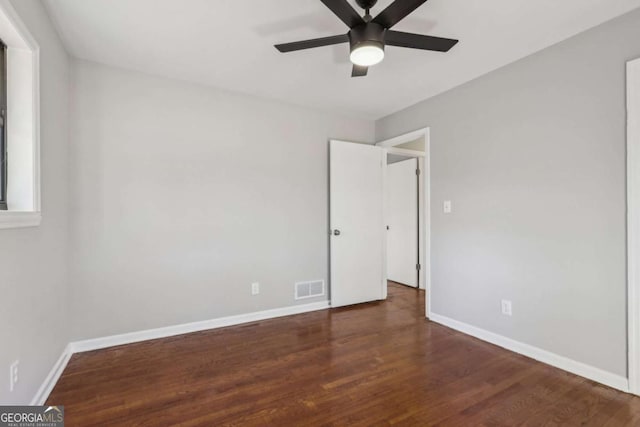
xmin=443 ymin=200 xmax=452 ymax=214
xmin=501 ymin=300 xmax=512 ymax=316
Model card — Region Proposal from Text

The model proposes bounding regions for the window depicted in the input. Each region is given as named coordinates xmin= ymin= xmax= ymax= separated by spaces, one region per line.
xmin=0 ymin=40 xmax=5 ymax=211
xmin=0 ymin=0 xmax=41 ymax=228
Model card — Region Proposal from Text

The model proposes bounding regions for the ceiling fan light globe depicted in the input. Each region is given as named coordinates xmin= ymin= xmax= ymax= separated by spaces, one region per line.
xmin=350 ymin=44 xmax=385 ymax=67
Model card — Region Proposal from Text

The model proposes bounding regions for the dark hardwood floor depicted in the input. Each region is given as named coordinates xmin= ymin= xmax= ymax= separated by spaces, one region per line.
xmin=48 ymin=283 xmax=640 ymax=426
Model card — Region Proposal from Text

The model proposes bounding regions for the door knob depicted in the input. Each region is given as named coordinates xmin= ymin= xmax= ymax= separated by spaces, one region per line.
xmin=333 ymin=229 xmax=341 ymax=236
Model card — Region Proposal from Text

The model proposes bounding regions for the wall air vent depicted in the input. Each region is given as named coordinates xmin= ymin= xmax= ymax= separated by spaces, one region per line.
xmin=295 ymin=280 xmax=325 ymax=300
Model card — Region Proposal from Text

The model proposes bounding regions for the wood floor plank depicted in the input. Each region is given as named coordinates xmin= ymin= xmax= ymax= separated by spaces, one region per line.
xmin=47 ymin=284 xmax=640 ymax=425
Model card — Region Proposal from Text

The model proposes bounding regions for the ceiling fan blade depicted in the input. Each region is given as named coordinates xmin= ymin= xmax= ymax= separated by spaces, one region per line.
xmin=320 ymin=0 xmax=365 ymax=28
xmin=386 ymin=30 xmax=458 ymax=52
xmin=275 ymin=34 xmax=349 ymax=53
xmin=351 ymin=65 xmax=368 ymax=77
xmin=372 ymin=0 xmax=429 ymax=29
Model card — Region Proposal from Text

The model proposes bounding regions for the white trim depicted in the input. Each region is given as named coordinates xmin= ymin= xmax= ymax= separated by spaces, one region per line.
xmin=376 ymin=128 xmax=427 ymax=148
xmin=30 ymin=344 xmax=73 ymax=405
xmin=430 ymin=313 xmax=630 ymax=393
xmin=376 ymin=127 xmax=432 ymax=316
xmin=31 ymin=301 xmax=330 ymax=404
xmin=70 ymin=301 xmax=330 ymax=353
xmin=0 ymin=0 xmax=38 ymax=50
xmin=0 ymin=211 xmax=41 ymax=229
xmin=0 ymin=0 xmax=41 ymax=218
xmin=381 ymin=149 xmax=388 ymax=299
xmin=628 ymin=57 xmax=640 ymax=395
xmin=425 ymin=130 xmax=431 ymax=315
xmin=385 ymin=146 xmax=426 ymax=158
xmin=31 ymin=46 xmax=41 ymax=213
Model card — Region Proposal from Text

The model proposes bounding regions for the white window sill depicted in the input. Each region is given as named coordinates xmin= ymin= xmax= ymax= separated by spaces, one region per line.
xmin=0 ymin=211 xmax=42 ymax=229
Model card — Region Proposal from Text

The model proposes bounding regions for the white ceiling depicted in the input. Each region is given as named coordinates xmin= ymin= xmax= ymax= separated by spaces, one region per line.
xmin=44 ymin=0 xmax=640 ymax=119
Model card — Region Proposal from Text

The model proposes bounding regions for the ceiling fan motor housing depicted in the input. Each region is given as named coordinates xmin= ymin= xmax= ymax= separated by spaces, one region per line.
xmin=349 ymin=22 xmax=386 ymax=54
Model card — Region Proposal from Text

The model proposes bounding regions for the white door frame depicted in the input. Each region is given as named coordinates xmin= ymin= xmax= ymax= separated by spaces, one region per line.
xmin=376 ymin=128 xmax=432 ymax=318
xmin=628 ymin=58 xmax=640 ymax=395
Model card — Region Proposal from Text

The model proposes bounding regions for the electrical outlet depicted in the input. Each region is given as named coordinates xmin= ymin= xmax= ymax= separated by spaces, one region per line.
xmin=501 ymin=300 xmax=512 ymax=316
xmin=9 ymin=360 xmax=18 ymax=392
xmin=251 ymin=282 xmax=260 ymax=296
xmin=443 ymin=200 xmax=452 ymax=214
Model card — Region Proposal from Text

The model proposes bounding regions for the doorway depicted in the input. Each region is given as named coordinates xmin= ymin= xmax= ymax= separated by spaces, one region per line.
xmin=386 ymin=156 xmax=419 ymax=289
xmin=328 ymin=129 xmax=431 ymax=317
xmin=377 ymin=128 xmax=431 ymax=317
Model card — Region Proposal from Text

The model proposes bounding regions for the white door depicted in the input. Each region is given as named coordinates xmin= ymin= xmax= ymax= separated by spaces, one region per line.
xmin=386 ymin=158 xmax=418 ymax=287
xmin=330 ymin=140 xmax=385 ymax=307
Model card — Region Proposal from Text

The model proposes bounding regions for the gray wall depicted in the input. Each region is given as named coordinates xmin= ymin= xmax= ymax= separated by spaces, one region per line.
xmin=4 ymin=1 xmax=636 ymax=404
xmin=376 ymin=9 xmax=640 ymax=377
xmin=0 ymin=1 xmax=70 ymax=404
xmin=69 ymin=60 xmax=374 ymax=340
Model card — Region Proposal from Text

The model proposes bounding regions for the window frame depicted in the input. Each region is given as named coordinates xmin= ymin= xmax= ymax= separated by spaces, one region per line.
xmin=0 ymin=0 xmax=41 ymax=229
xmin=0 ymin=39 xmax=6 ymax=211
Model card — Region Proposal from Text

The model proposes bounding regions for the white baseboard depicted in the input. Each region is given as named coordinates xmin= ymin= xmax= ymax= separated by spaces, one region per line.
xmin=429 ymin=313 xmax=629 ymax=393
xmin=32 ymin=300 xmax=330 ymax=405
xmin=35 ymin=305 xmax=625 ymax=405
xmin=70 ymin=300 xmax=330 ymax=353
xmin=30 ymin=344 xmax=73 ymax=405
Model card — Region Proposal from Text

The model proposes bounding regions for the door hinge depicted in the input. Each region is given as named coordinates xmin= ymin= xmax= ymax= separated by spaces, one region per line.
xmin=416 ymin=169 xmax=421 ymax=176
xmin=416 ymin=264 xmax=421 ymax=271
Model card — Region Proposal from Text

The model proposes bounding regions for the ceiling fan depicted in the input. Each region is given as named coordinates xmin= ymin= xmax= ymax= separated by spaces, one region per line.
xmin=274 ymin=0 xmax=459 ymax=77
